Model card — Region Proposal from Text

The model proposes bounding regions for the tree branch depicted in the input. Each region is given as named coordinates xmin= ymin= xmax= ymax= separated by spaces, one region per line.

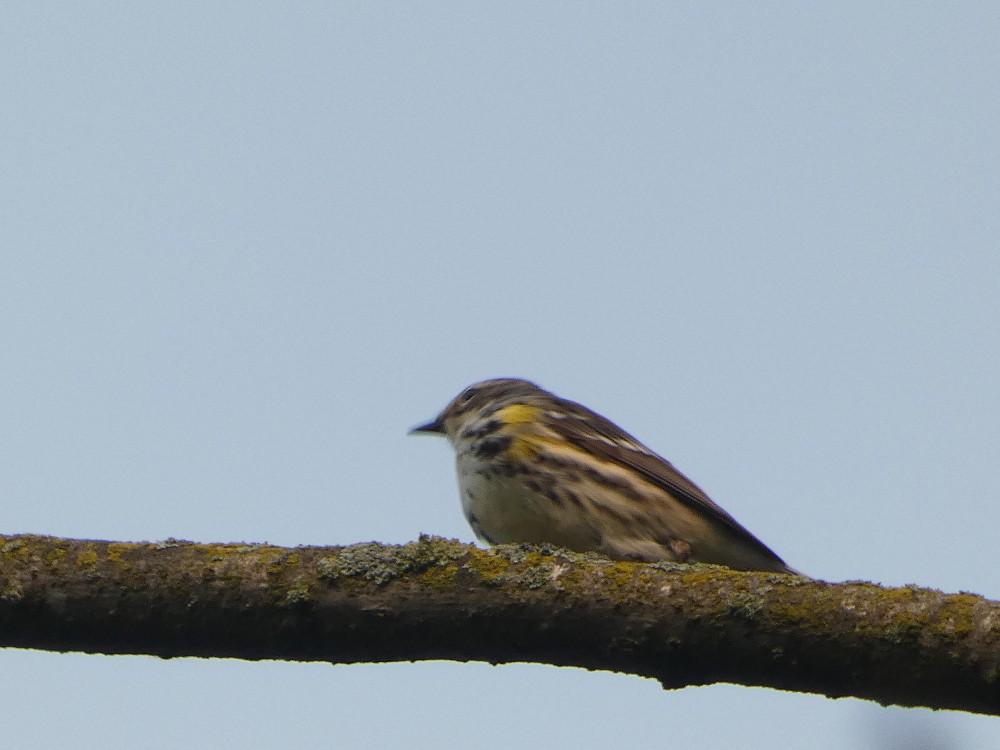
xmin=1 ymin=533 xmax=997 ymax=715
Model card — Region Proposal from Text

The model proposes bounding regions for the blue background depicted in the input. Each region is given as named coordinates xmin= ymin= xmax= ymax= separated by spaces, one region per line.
xmin=2 ymin=4 xmax=998 ymax=747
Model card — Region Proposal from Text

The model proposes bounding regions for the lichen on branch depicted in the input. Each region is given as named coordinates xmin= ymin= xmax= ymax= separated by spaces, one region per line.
xmin=1 ymin=533 xmax=998 ymax=715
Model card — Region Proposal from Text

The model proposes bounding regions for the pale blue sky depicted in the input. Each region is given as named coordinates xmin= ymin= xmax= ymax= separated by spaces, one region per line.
xmin=2 ymin=3 xmax=999 ymax=747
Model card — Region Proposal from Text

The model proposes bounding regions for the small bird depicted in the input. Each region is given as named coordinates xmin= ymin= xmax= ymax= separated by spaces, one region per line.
xmin=411 ymin=378 xmax=797 ymax=574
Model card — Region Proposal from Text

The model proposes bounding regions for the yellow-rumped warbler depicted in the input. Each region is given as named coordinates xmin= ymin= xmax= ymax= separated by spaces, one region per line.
xmin=411 ymin=378 xmax=797 ymax=574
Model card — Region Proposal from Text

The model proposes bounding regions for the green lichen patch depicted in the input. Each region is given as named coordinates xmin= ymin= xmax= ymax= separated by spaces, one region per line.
xmin=518 ymin=562 xmax=564 ymax=590
xmin=465 ymin=550 xmax=513 ymax=586
xmin=75 ymin=548 xmax=99 ymax=567
xmin=266 ymin=552 xmax=301 ymax=578
xmin=317 ymin=535 xmax=468 ymax=586
xmin=646 ymin=560 xmax=690 ymax=575
xmin=284 ymin=575 xmax=311 ymax=605
xmin=1 ymin=582 xmax=24 ymax=602
xmin=725 ymin=591 xmax=765 ymax=620
xmin=106 ymin=543 xmax=135 ymax=571
xmin=459 ymin=544 xmax=627 ymax=594
xmin=1 ymin=539 xmax=27 ymax=556
xmin=150 ymin=539 xmax=187 ymax=550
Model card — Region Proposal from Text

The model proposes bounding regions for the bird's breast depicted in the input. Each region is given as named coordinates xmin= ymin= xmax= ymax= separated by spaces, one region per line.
xmin=454 ymin=451 xmax=600 ymax=550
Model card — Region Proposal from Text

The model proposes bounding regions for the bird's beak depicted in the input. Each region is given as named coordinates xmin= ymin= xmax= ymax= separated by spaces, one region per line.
xmin=409 ymin=415 xmax=445 ymax=435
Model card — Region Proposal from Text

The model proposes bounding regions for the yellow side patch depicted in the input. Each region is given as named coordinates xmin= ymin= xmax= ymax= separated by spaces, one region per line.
xmin=494 ymin=404 xmax=552 ymax=464
xmin=494 ymin=403 xmax=543 ymax=425
xmin=505 ymin=436 xmax=539 ymax=463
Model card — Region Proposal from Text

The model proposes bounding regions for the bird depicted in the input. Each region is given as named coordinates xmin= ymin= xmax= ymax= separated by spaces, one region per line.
xmin=411 ymin=377 xmax=798 ymax=574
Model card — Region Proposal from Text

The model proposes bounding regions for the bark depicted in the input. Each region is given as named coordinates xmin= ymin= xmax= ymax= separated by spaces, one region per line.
xmin=1 ymin=533 xmax=997 ymax=715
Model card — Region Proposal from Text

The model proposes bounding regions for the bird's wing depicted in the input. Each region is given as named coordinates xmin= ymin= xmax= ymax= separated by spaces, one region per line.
xmin=546 ymin=397 xmax=790 ymax=568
